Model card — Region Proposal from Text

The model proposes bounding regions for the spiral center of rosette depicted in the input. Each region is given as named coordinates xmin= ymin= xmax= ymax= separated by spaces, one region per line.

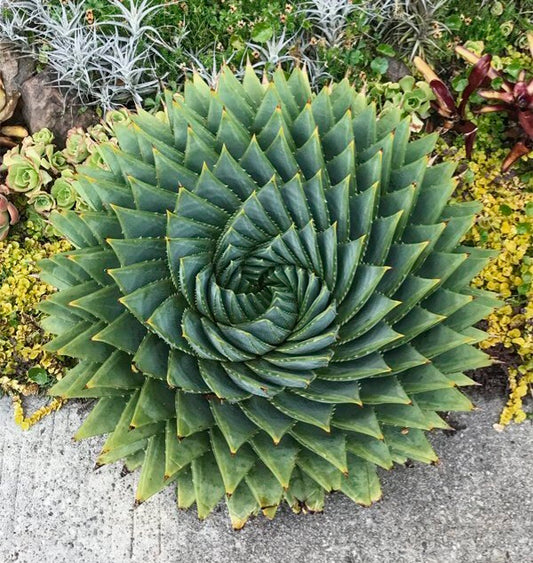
xmin=166 ymin=182 xmax=339 ymax=394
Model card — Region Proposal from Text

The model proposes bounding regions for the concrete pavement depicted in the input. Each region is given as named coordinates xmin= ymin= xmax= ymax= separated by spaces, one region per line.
xmin=0 ymin=393 xmax=531 ymax=563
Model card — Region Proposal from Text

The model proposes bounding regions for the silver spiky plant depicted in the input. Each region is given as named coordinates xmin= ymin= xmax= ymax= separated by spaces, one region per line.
xmin=246 ymin=29 xmax=300 ymax=71
xmin=299 ymin=0 xmax=361 ymax=47
xmin=0 ymin=0 xmax=188 ymax=109
xmin=182 ymin=46 xmax=241 ymax=89
xmin=366 ymin=0 xmax=450 ymax=60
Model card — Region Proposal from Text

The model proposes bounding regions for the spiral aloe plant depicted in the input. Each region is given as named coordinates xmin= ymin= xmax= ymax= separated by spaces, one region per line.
xmin=39 ymin=66 xmax=498 ymax=528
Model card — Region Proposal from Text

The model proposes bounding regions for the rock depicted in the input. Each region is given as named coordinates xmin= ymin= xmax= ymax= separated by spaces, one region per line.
xmin=0 ymin=41 xmax=36 ymax=123
xmin=0 ymin=41 xmax=36 ymax=93
xmin=20 ymin=71 xmax=98 ymax=148
xmin=385 ymin=57 xmax=411 ymax=83
xmin=0 ymin=42 xmax=99 ymax=147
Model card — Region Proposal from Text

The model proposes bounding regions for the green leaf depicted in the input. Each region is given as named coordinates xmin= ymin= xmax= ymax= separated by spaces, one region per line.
xmin=74 ymin=396 xmax=128 ymax=440
xmin=131 ymin=379 xmax=175 ymax=428
xmin=27 ymin=367 xmax=49 ymax=385
xmin=226 ymin=482 xmax=260 ymax=529
xmin=375 ymin=402 xmax=433 ymax=430
xmin=210 ymin=401 xmax=258 ymax=453
xmin=413 ymin=388 xmax=474 ymax=412
xmin=359 ymin=376 xmax=411 ymax=405
xmin=272 ymin=392 xmax=334 ymax=431
xmin=167 ymin=351 xmax=209 ymax=392
xmin=199 ymin=359 xmax=251 ymax=401
xmin=245 ymin=462 xmax=283 ymax=508
xmin=445 ymin=14 xmax=462 ymax=31
xmin=176 ymin=391 xmax=213 ymax=437
xmin=370 ymin=57 xmax=389 ymax=75
xmin=92 ymin=311 xmax=146 ymax=354
xmin=290 ymin=424 xmax=348 ymax=474
xmin=297 ymin=449 xmax=342 ymax=492
xmin=210 ymin=429 xmax=255 ymax=494
xmin=340 ymin=455 xmax=382 ymax=505
xmin=136 ymin=434 xmax=171 ymax=503
xmin=133 ymin=334 xmax=168 ymax=380
xmin=176 ymin=467 xmax=196 ymax=509
xmin=332 ymin=404 xmax=383 ymax=439
xmin=252 ymin=433 xmax=299 ymax=489
xmin=377 ymin=44 xmax=396 ymax=57
xmin=500 ymin=203 xmax=513 ymax=216
xmin=86 ymin=349 xmax=143 ymax=390
xmin=191 ymin=453 xmax=225 ymax=519
xmin=383 ymin=427 xmax=438 ymax=464
xmin=165 ymin=423 xmax=209 ymax=478
xmin=295 ymin=379 xmax=361 ymax=404
xmin=240 ymin=396 xmax=294 ymax=443
xmin=346 ymin=434 xmax=393 ymax=469
xmin=284 ymin=466 xmax=325 ymax=513
xmin=251 ymin=22 xmax=274 ymax=43
xmin=98 ymin=390 xmax=164 ymax=464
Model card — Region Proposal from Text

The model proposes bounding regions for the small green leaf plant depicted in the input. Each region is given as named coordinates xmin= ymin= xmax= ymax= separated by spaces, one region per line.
xmin=0 ymin=110 xmax=131 ymax=236
xmin=39 ymin=66 xmax=498 ymax=529
xmin=367 ymin=75 xmax=435 ymax=132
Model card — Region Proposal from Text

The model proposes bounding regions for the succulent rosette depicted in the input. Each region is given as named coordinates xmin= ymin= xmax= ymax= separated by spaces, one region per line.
xmin=51 ymin=173 xmax=78 ymax=210
xmin=32 ymin=128 xmax=55 ymax=146
xmin=40 ymin=67 xmax=497 ymax=528
xmin=3 ymin=152 xmax=53 ymax=194
xmin=64 ymin=127 xmax=91 ymax=164
xmin=28 ymin=190 xmax=56 ymax=215
xmin=46 ymin=145 xmax=70 ymax=174
xmin=87 ymin=123 xmax=111 ymax=144
xmin=104 ymin=108 xmax=132 ymax=134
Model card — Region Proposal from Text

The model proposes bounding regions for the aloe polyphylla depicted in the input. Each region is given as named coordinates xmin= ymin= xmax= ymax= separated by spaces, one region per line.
xmin=39 ymin=66 xmax=498 ymax=529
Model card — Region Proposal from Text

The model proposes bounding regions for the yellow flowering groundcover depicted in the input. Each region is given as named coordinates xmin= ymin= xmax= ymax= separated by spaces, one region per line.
xmin=455 ymin=148 xmax=532 ymax=424
xmin=0 ymin=224 xmax=71 ymax=427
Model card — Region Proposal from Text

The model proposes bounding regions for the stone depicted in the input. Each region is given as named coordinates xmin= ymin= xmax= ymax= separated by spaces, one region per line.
xmin=385 ymin=57 xmax=411 ymax=83
xmin=0 ymin=41 xmax=36 ymax=93
xmin=20 ymin=71 xmax=98 ymax=147
xmin=0 ymin=42 xmax=98 ymax=147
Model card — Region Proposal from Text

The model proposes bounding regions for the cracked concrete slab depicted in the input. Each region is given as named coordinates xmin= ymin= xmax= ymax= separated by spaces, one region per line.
xmin=0 ymin=393 xmax=531 ymax=563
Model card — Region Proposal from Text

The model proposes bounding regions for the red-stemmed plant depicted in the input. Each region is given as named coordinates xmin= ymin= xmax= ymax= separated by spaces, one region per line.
xmin=455 ymin=35 xmax=533 ymax=171
xmin=414 ymin=53 xmax=493 ymax=158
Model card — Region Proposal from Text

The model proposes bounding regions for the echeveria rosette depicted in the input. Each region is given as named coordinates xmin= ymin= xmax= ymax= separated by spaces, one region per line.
xmin=46 ymin=146 xmax=70 ymax=175
xmin=63 ymin=127 xmax=91 ymax=164
xmin=3 ymin=152 xmax=53 ymax=194
xmin=28 ymin=190 xmax=56 ymax=214
xmin=32 ymin=128 xmax=55 ymax=146
xmin=104 ymin=108 xmax=132 ymax=133
xmin=51 ymin=172 xmax=78 ymax=210
xmin=39 ymin=67 xmax=498 ymax=529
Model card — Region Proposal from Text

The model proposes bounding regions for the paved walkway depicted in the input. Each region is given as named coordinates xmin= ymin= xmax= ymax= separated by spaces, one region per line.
xmin=0 ymin=393 xmax=531 ymax=563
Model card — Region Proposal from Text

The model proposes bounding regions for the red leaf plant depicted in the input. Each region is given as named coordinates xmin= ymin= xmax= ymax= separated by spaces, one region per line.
xmin=455 ymin=34 xmax=533 ymax=171
xmin=413 ymin=53 xmax=492 ymax=158
xmin=0 ymin=186 xmax=19 ymax=241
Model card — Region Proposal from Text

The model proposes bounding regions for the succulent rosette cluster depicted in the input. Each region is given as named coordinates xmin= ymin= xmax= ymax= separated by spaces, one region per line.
xmin=368 ymin=76 xmax=435 ymax=132
xmin=0 ymin=114 xmax=131 ymax=234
